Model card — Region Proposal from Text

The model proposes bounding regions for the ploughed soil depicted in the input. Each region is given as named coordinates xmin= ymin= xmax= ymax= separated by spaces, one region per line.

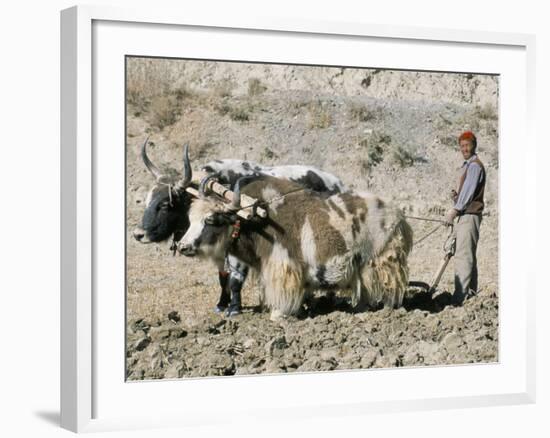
xmin=125 ymin=58 xmax=499 ymax=380
xmin=126 ymin=289 xmax=498 ymax=379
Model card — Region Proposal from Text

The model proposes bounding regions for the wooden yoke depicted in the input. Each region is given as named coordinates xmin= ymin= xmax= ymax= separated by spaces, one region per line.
xmin=185 ymin=170 xmax=268 ymax=220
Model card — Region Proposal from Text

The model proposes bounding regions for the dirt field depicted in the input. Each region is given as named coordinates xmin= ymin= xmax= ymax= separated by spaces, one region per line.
xmin=125 ymin=58 xmax=499 ymax=380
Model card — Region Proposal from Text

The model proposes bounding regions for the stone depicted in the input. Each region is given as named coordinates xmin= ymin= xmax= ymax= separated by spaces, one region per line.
xmin=265 ymin=336 xmax=287 ymax=356
xmin=243 ymin=338 xmax=257 ymax=349
xmin=135 ymin=337 xmax=151 ymax=351
xmin=164 ymin=363 xmax=182 ymax=379
xmin=320 ymin=348 xmax=339 ymax=361
xmin=441 ymin=332 xmax=464 ymax=354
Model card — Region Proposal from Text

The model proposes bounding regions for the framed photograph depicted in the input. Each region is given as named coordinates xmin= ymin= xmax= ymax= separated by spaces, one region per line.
xmin=61 ymin=5 xmax=536 ymax=433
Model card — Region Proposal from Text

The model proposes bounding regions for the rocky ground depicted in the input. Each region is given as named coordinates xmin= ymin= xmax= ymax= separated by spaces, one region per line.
xmin=125 ymin=57 xmax=499 ymax=380
xmin=126 ymin=290 xmax=498 ymax=379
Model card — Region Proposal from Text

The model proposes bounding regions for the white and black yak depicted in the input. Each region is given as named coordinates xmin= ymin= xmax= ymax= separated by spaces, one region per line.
xmin=132 ymin=138 xmax=347 ymax=316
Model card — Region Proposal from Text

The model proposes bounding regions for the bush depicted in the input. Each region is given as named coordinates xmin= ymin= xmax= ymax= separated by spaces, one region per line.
xmin=358 ymin=132 xmax=391 ymax=168
xmin=149 ymin=95 xmax=180 ymax=130
xmin=229 ymin=107 xmax=250 ymax=122
xmin=349 ymin=103 xmax=376 ymax=122
xmin=392 ymin=145 xmax=416 ymax=167
xmin=438 ymin=134 xmax=457 ymax=148
xmin=308 ymin=100 xmax=332 ymax=129
xmin=248 ymin=78 xmax=267 ymax=96
xmin=475 ymin=103 xmax=498 ymax=120
xmin=215 ymin=103 xmax=250 ymax=122
xmin=392 ymin=143 xmax=426 ymax=168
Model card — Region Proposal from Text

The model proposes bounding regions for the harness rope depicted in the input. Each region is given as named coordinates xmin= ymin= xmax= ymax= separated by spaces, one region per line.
xmin=404 ymin=214 xmax=447 ymax=225
xmin=229 ymin=186 xmax=309 ymax=215
xmin=413 ymin=223 xmax=444 ymax=246
xmin=403 ymin=214 xmax=451 ymax=249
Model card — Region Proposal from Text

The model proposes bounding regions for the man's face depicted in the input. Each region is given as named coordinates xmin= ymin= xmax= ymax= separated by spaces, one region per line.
xmin=459 ymin=139 xmax=475 ymax=160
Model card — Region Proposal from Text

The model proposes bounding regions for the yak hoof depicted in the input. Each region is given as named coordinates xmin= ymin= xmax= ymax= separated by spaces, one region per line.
xmin=225 ymin=307 xmax=242 ymax=317
xmin=269 ymin=309 xmax=285 ymax=322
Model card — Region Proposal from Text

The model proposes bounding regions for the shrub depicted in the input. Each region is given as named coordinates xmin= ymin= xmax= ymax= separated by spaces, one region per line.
xmin=213 ymin=79 xmax=234 ymax=99
xmin=248 ymin=78 xmax=267 ymax=96
xmin=215 ymin=103 xmax=250 ymax=122
xmin=308 ymin=100 xmax=332 ymax=129
xmin=392 ymin=143 xmax=426 ymax=168
xmin=229 ymin=107 xmax=249 ymax=122
xmin=349 ymin=103 xmax=376 ymax=122
xmin=149 ymin=95 xmax=180 ymax=130
xmin=438 ymin=134 xmax=457 ymax=148
xmin=475 ymin=102 xmax=498 ymax=120
xmin=392 ymin=145 xmax=416 ymax=167
xmin=358 ymin=132 xmax=391 ymax=168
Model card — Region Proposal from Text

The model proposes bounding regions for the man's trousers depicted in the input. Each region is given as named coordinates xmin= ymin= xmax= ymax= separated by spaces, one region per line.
xmin=453 ymin=213 xmax=482 ymax=303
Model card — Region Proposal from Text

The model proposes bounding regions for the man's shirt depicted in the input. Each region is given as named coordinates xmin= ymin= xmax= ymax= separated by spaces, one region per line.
xmin=454 ymin=154 xmax=484 ymax=212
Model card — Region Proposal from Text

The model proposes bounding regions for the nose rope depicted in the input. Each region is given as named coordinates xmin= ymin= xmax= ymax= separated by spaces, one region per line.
xmin=166 ymin=183 xmax=174 ymax=207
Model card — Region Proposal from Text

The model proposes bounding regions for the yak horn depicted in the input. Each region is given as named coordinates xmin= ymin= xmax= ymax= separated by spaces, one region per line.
xmin=175 ymin=143 xmax=192 ymax=190
xmin=141 ymin=137 xmax=163 ymax=181
xmin=230 ymin=176 xmax=249 ymax=210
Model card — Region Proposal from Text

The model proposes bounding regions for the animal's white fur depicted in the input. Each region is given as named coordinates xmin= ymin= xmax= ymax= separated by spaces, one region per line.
xmin=202 ymin=159 xmax=347 ymax=193
xmin=261 ymin=185 xmax=284 ymax=212
xmin=261 ymin=243 xmax=305 ymax=319
xmin=300 ymin=217 xmax=318 ymax=279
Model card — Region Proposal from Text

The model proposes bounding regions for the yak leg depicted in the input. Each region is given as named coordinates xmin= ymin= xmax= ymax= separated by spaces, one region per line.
xmin=261 ymin=254 xmax=305 ymax=320
xmin=360 ymin=258 xmax=408 ymax=309
xmin=215 ymin=270 xmax=231 ymax=314
xmin=351 ymin=271 xmax=367 ymax=311
xmin=350 ymin=257 xmax=368 ymax=310
xmin=226 ymin=262 xmax=249 ymax=317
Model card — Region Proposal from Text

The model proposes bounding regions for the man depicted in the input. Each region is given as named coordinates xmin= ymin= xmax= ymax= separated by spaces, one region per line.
xmin=444 ymin=131 xmax=486 ymax=305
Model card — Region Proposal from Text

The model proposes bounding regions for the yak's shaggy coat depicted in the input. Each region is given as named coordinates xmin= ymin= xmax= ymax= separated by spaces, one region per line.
xmin=182 ymin=177 xmax=413 ymax=318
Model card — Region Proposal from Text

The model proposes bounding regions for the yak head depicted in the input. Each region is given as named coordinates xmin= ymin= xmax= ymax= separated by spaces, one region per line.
xmin=132 ymin=138 xmax=194 ymax=244
xmin=177 ymin=177 xmax=253 ymax=258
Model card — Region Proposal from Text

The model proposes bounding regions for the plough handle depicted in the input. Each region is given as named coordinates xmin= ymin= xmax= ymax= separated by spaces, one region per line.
xmin=428 ymin=253 xmax=453 ymax=294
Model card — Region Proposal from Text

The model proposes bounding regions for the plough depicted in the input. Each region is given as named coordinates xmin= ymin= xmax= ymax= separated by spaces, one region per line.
xmin=408 ymin=221 xmax=456 ymax=295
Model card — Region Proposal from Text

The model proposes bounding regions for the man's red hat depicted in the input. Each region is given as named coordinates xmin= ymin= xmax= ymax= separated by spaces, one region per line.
xmin=458 ymin=131 xmax=477 ymax=148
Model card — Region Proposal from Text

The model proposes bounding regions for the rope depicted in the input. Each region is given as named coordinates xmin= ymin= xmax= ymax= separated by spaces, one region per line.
xmin=404 ymin=214 xmax=447 ymax=224
xmin=235 ymin=187 xmax=309 ymax=213
xmin=414 ymin=223 xmax=444 ymax=246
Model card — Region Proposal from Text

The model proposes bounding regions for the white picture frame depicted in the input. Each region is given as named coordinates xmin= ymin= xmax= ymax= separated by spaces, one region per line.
xmin=60 ymin=5 xmax=536 ymax=433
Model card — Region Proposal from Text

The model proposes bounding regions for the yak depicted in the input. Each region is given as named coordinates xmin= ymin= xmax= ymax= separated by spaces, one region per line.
xmin=178 ymin=173 xmax=413 ymax=320
xmin=132 ymin=138 xmax=347 ymax=316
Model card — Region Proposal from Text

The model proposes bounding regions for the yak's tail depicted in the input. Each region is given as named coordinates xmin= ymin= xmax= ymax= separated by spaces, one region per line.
xmin=360 ymin=214 xmax=413 ymax=309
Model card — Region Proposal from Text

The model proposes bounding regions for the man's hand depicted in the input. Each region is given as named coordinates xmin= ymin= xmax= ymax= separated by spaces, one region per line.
xmin=444 ymin=208 xmax=458 ymax=226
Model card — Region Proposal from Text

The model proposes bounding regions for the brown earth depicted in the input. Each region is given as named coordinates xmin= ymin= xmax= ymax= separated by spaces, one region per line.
xmin=125 ymin=57 xmax=499 ymax=380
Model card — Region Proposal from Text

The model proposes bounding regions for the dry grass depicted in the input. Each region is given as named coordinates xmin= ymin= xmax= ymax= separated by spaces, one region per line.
xmin=213 ymin=79 xmax=235 ymax=99
xmin=308 ymin=100 xmax=332 ymax=129
xmin=149 ymin=95 xmax=181 ymax=130
xmin=437 ymin=134 xmax=458 ymax=148
xmin=392 ymin=145 xmax=416 ymax=167
xmin=215 ymin=102 xmax=251 ymax=122
xmin=349 ymin=102 xmax=376 ymax=122
xmin=358 ymin=132 xmax=391 ymax=169
xmin=475 ymin=102 xmax=498 ymax=120
xmin=248 ymin=78 xmax=267 ymax=96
